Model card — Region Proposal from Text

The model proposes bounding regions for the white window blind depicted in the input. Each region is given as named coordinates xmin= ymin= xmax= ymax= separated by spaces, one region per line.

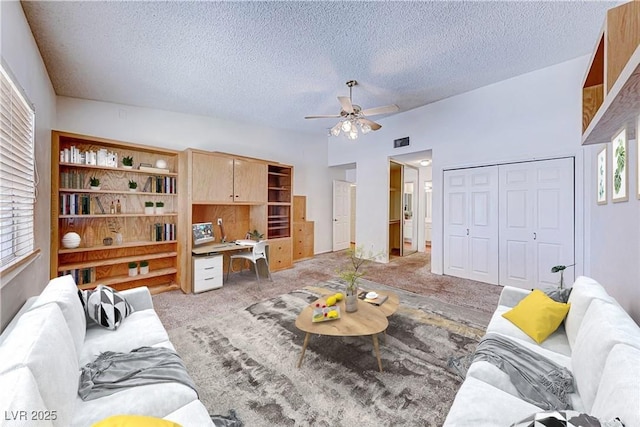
xmin=0 ymin=64 xmax=36 ymax=270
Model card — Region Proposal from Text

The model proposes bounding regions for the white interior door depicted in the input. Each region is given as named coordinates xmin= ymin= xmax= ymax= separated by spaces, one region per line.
xmin=332 ymin=180 xmax=351 ymax=251
xmin=468 ymin=167 xmax=499 ymax=284
xmin=499 ymin=158 xmax=574 ymax=289
xmin=444 ymin=166 xmax=499 ymax=284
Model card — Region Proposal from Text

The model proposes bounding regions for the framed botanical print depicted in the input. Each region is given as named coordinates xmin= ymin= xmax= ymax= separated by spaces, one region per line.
xmin=611 ymin=128 xmax=628 ymax=202
xmin=597 ymin=145 xmax=607 ymax=205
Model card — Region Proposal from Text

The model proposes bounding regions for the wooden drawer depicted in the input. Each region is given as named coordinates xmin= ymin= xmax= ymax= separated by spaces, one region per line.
xmin=268 ymin=238 xmax=292 ymax=271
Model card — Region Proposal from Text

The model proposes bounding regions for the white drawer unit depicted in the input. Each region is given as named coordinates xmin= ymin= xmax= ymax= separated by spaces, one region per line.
xmin=192 ymin=254 xmax=223 ymax=293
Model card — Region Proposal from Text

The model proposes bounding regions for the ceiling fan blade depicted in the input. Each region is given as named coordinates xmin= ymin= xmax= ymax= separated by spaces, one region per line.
xmin=338 ymin=96 xmax=354 ymax=114
xmin=304 ymin=114 xmax=341 ymax=119
xmin=360 ymin=104 xmax=399 ymax=116
xmin=359 ymin=118 xmax=382 ymax=131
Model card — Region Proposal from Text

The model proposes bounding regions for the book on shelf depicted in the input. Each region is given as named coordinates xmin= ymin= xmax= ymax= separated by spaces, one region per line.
xmin=142 ymin=176 xmax=152 ymax=192
xmin=139 ymin=166 xmax=170 ymax=174
xmin=150 ymin=222 xmax=176 ymax=242
xmin=358 ymin=291 xmax=388 ymax=306
xmin=59 ymin=194 xmax=92 ymax=215
xmin=61 ymin=267 xmax=95 ymax=286
xmin=94 ymin=197 xmax=106 ymax=214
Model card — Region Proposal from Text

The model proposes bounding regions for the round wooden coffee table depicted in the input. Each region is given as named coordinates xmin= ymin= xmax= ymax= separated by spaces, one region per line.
xmin=295 ymin=290 xmax=399 ymax=372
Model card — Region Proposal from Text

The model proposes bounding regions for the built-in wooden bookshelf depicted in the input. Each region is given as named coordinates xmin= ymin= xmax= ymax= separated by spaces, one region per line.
xmin=582 ymin=1 xmax=640 ymax=145
xmin=51 ymin=131 xmax=181 ymax=294
xmin=267 ymin=165 xmax=292 ymax=239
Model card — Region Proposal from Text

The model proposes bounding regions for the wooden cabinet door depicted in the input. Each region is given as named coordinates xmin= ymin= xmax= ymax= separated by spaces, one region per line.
xmin=293 ymin=222 xmax=314 ymax=261
xmin=192 ymin=152 xmax=234 ymax=202
xmin=268 ymin=238 xmax=292 ymax=271
xmin=233 ymin=159 xmax=267 ymax=203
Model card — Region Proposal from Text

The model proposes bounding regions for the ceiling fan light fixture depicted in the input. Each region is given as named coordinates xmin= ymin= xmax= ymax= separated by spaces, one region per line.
xmin=348 ymin=126 xmax=358 ymax=140
xmin=341 ymin=120 xmax=352 ymax=133
xmin=330 ymin=122 xmax=342 ymax=137
xmin=360 ymin=121 xmax=372 ymax=134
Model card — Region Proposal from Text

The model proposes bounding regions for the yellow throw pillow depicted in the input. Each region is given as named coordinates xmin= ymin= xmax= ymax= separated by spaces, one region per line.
xmin=92 ymin=415 xmax=182 ymax=427
xmin=502 ymin=289 xmax=570 ymax=344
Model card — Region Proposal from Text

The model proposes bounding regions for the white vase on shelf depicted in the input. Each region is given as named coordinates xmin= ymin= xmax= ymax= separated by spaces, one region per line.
xmin=144 ymin=206 xmax=154 ymax=215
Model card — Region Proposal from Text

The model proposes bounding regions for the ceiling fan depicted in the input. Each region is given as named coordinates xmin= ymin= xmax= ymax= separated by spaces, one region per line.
xmin=305 ymin=80 xmax=399 ymax=139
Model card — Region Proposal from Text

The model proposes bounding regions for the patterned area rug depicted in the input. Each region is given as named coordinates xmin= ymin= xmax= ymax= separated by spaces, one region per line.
xmin=167 ymin=279 xmax=487 ymax=426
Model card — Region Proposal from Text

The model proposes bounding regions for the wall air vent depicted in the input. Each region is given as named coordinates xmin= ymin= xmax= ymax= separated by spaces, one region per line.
xmin=393 ymin=137 xmax=410 ymax=148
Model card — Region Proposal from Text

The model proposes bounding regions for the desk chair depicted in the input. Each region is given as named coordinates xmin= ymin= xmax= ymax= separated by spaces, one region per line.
xmin=226 ymin=240 xmax=272 ymax=282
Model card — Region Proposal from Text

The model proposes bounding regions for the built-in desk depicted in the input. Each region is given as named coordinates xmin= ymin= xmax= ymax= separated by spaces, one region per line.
xmin=191 ymin=241 xmax=270 ymax=287
xmin=192 ymin=242 xmax=253 ymax=255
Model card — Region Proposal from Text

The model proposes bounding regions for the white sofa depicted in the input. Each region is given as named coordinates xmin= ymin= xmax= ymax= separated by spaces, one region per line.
xmin=444 ymin=276 xmax=640 ymax=427
xmin=0 ymin=275 xmax=215 ymax=427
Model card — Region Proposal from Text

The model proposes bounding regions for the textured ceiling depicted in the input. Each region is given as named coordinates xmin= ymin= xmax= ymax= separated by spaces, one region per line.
xmin=21 ymin=1 xmax=620 ymax=135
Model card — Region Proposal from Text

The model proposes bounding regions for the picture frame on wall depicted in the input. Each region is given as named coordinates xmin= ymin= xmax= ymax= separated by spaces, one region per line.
xmin=597 ymin=145 xmax=607 ymax=205
xmin=611 ymin=128 xmax=628 ymax=203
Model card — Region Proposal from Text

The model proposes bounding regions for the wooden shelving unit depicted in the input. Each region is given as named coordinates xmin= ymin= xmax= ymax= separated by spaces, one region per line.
xmin=582 ymin=1 xmax=640 ymax=145
xmin=267 ymin=164 xmax=293 ymax=271
xmin=267 ymin=165 xmax=292 ymax=239
xmin=51 ymin=130 xmax=181 ymax=293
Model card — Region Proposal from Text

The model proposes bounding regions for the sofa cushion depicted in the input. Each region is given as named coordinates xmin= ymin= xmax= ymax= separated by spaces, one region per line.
xmin=572 ymin=299 xmax=640 ymax=412
xmin=163 ymin=400 xmax=215 ymax=427
xmin=80 ymin=309 xmax=172 ymax=366
xmin=590 ymin=344 xmax=640 ymax=427
xmin=81 ymin=285 xmax=134 ymax=330
xmin=72 ymin=383 xmax=198 ymax=427
xmin=0 ymin=366 xmax=53 ymax=427
xmin=565 ymin=276 xmax=612 ymax=350
xmin=92 ymin=414 xmax=181 ymax=427
xmin=510 ymin=410 xmax=624 ymax=427
xmin=487 ymin=306 xmax=571 ymax=356
xmin=31 ymin=275 xmax=86 ymax=357
xmin=0 ymin=296 xmax=38 ymax=346
xmin=502 ymin=289 xmax=570 ymax=344
xmin=0 ymin=304 xmax=78 ymax=427
xmin=443 ymin=376 xmax=542 ymax=427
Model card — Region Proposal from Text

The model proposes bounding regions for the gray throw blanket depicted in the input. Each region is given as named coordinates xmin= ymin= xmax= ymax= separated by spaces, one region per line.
xmin=79 ymin=346 xmax=198 ymax=401
xmin=473 ymin=333 xmax=574 ymax=410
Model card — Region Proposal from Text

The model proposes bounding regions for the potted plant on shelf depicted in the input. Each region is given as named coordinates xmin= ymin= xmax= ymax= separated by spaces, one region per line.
xmin=128 ymin=180 xmax=138 ymax=192
xmin=122 ymin=156 xmax=134 ymax=169
xmin=128 ymin=261 xmax=138 ymax=277
xmin=144 ymin=201 xmax=154 ymax=215
xmin=155 ymin=201 xmax=164 ymax=215
xmin=139 ymin=260 xmax=149 ymax=275
xmin=89 ymin=176 xmax=100 ymax=190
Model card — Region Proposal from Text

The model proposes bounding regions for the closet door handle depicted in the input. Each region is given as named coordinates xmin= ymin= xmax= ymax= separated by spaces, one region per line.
xmin=533 ymin=232 xmax=537 ymax=240
xmin=466 ymin=229 xmax=469 ymax=236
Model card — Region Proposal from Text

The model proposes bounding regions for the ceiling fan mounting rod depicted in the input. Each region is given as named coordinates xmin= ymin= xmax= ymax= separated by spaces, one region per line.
xmin=346 ymin=80 xmax=357 ymax=102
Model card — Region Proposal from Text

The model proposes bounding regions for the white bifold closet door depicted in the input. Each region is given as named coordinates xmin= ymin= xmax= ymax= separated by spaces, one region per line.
xmin=444 ymin=166 xmax=499 ymax=285
xmin=499 ymin=158 xmax=574 ymax=289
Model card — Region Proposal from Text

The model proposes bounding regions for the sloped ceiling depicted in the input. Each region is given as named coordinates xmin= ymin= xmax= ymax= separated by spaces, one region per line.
xmin=21 ymin=1 xmax=619 ymax=135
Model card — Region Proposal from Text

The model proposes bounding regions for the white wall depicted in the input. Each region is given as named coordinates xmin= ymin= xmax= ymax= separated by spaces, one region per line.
xmin=1 ymin=1 xmax=57 ymax=330
xmin=584 ymin=141 xmax=640 ymax=321
xmin=330 ymin=57 xmax=587 ymax=272
xmin=55 ymin=97 xmax=333 ymax=254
